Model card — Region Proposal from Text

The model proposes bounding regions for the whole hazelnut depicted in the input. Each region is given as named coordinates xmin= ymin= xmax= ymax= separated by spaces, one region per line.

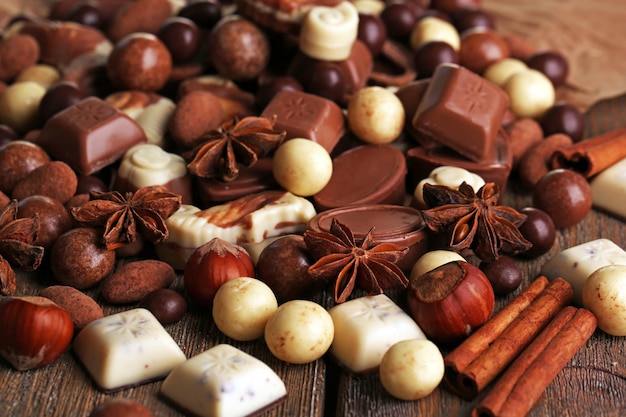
xmin=107 ymin=33 xmax=172 ymax=92
xmin=208 ymin=16 xmax=270 ymax=81
xmin=17 ymin=195 xmax=72 ymax=249
xmin=51 ymin=227 xmax=116 ymax=289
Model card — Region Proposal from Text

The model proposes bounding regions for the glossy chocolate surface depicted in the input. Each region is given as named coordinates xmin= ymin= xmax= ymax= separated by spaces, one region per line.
xmin=412 ymin=64 xmax=508 ymax=162
xmin=38 ymin=97 xmax=147 ymax=175
xmin=313 ymin=144 xmax=406 ymax=211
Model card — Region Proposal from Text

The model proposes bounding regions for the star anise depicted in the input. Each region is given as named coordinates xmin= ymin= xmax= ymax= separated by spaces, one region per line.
xmin=185 ymin=116 xmax=286 ymax=182
xmin=0 ymin=200 xmax=45 ymax=295
xmin=421 ymin=182 xmax=532 ymax=262
xmin=304 ymin=218 xmax=409 ymax=303
xmin=71 ymin=185 xmax=182 ymax=250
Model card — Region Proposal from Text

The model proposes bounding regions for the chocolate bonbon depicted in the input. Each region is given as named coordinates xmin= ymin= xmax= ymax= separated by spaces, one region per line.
xmin=412 ymin=63 xmax=508 ymax=162
xmin=590 ymin=157 xmax=626 ymax=219
xmin=161 ymin=344 xmax=286 ymax=417
xmin=73 ymin=308 xmax=186 ymax=391
xmin=37 ymin=97 xmax=147 ymax=175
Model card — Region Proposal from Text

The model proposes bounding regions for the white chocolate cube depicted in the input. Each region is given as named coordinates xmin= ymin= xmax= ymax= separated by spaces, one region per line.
xmin=541 ymin=238 xmax=626 ymax=305
xmin=328 ymin=294 xmax=426 ymax=373
xmin=73 ymin=308 xmax=186 ymax=391
xmin=161 ymin=344 xmax=287 ymax=417
xmin=591 ymin=157 xmax=626 ymax=219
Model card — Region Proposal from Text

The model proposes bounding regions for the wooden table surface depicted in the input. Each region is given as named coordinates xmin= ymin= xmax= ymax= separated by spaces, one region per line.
xmin=2 ymin=2 xmax=626 ymax=417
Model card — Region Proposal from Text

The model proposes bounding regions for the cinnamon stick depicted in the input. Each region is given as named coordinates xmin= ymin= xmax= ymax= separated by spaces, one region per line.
xmin=550 ymin=127 xmax=626 ymax=177
xmin=472 ymin=307 xmax=597 ymax=417
xmin=443 ymin=277 xmax=573 ymax=399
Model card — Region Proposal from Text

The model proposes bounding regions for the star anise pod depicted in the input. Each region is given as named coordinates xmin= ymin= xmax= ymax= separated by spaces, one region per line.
xmin=185 ymin=116 xmax=286 ymax=182
xmin=421 ymin=182 xmax=532 ymax=262
xmin=304 ymin=218 xmax=409 ymax=303
xmin=71 ymin=185 xmax=182 ymax=250
xmin=0 ymin=200 xmax=45 ymax=295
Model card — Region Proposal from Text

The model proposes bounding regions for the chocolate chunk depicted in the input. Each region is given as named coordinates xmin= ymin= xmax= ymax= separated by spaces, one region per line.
xmin=314 ymin=144 xmax=406 ymax=211
xmin=412 ymin=64 xmax=508 ymax=162
xmin=261 ymin=90 xmax=345 ymax=153
xmin=38 ymin=97 xmax=147 ymax=175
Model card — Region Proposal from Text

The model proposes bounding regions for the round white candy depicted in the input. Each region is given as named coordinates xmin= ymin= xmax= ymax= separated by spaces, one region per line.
xmin=409 ymin=16 xmax=460 ymax=52
xmin=272 ymin=138 xmax=333 ymax=196
xmin=483 ymin=58 xmax=528 ymax=87
xmin=582 ymin=264 xmax=626 ymax=336
xmin=347 ymin=86 xmax=405 ymax=144
xmin=504 ymin=69 xmax=555 ymax=119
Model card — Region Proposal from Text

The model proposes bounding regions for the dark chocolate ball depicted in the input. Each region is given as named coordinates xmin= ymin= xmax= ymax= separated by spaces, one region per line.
xmin=414 ymin=41 xmax=459 ymax=79
xmin=518 ymin=207 xmax=556 ymax=258
xmin=357 ymin=13 xmax=388 ymax=57
xmin=479 ymin=256 xmax=522 ymax=295
xmin=459 ymin=29 xmax=510 ymax=73
xmin=381 ymin=2 xmax=418 ymax=40
xmin=430 ymin=0 xmax=481 ymax=14
xmin=452 ymin=8 xmax=495 ymax=33
xmin=305 ymin=62 xmax=346 ymax=103
xmin=527 ymin=51 xmax=569 ymax=87
xmin=178 ymin=0 xmax=222 ymax=29
xmin=139 ymin=288 xmax=187 ymax=324
xmin=532 ymin=169 xmax=592 ymax=229
xmin=256 ymin=76 xmax=303 ymax=110
xmin=157 ymin=17 xmax=201 ymax=64
xmin=540 ymin=102 xmax=585 ymax=143
xmin=67 ymin=3 xmax=104 ymax=29
xmin=208 ymin=16 xmax=270 ymax=81
xmin=75 ymin=174 xmax=108 ymax=195
xmin=17 ymin=195 xmax=72 ymax=249
xmin=39 ymin=81 xmax=83 ymax=123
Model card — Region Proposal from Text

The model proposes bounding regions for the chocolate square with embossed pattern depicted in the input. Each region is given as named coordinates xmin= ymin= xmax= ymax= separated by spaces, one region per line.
xmin=261 ymin=89 xmax=344 ymax=152
xmin=38 ymin=97 xmax=147 ymax=175
xmin=412 ymin=64 xmax=508 ymax=162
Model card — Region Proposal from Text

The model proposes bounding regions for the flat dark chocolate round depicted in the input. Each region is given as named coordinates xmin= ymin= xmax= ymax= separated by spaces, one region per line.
xmin=313 ymin=144 xmax=406 ymax=211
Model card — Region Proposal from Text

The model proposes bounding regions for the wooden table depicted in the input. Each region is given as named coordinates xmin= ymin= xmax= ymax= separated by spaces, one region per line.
xmin=2 ymin=2 xmax=626 ymax=417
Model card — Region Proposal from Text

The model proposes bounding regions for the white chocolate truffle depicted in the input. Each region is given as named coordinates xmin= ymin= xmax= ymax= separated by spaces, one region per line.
xmin=410 ymin=250 xmax=466 ymax=280
xmin=73 ymin=308 xmax=186 ymax=391
xmin=504 ymin=69 xmax=555 ymax=119
xmin=16 ymin=64 xmax=61 ymax=88
xmin=299 ymin=1 xmax=359 ymax=61
xmin=541 ymin=238 xmax=626 ymax=305
xmin=272 ymin=138 xmax=333 ymax=196
xmin=161 ymin=344 xmax=287 ymax=417
xmin=483 ymin=58 xmax=528 ymax=87
xmin=347 ymin=86 xmax=405 ymax=144
xmin=212 ymin=277 xmax=278 ymax=341
xmin=414 ymin=166 xmax=485 ymax=208
xmin=328 ymin=294 xmax=426 ymax=373
xmin=264 ymin=300 xmax=334 ymax=364
xmin=410 ymin=16 xmax=460 ymax=52
xmin=0 ymin=81 xmax=47 ymax=133
xmin=379 ymin=339 xmax=444 ymax=400
xmin=583 ymin=265 xmax=626 ymax=336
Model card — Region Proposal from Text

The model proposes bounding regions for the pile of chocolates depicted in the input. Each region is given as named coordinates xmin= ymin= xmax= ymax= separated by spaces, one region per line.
xmin=1 ymin=0 xmax=625 ymax=416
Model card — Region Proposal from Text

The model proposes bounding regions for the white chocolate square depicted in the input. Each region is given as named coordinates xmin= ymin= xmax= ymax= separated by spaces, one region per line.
xmin=541 ymin=238 xmax=626 ymax=305
xmin=161 ymin=344 xmax=287 ymax=417
xmin=73 ymin=308 xmax=186 ymax=391
xmin=591 ymin=157 xmax=626 ymax=219
xmin=328 ymin=294 xmax=426 ymax=373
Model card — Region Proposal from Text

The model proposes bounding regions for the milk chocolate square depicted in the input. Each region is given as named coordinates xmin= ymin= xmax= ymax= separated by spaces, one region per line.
xmin=261 ymin=89 xmax=345 ymax=153
xmin=38 ymin=97 xmax=147 ymax=175
xmin=412 ymin=64 xmax=508 ymax=162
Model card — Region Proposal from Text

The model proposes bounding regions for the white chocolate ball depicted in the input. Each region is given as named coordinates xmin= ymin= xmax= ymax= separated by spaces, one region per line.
xmin=264 ymin=300 xmax=334 ymax=364
xmin=410 ymin=250 xmax=466 ymax=280
xmin=272 ymin=138 xmax=333 ymax=196
xmin=0 ymin=81 xmax=47 ymax=133
xmin=410 ymin=16 xmax=460 ymax=52
xmin=347 ymin=86 xmax=405 ymax=144
xmin=212 ymin=277 xmax=278 ymax=341
xmin=379 ymin=339 xmax=445 ymax=401
xmin=16 ymin=64 xmax=61 ymax=88
xmin=582 ymin=264 xmax=626 ymax=336
xmin=504 ymin=69 xmax=555 ymax=119
xmin=483 ymin=58 xmax=528 ymax=87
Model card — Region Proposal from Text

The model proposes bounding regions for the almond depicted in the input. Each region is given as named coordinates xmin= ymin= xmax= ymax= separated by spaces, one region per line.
xmin=39 ymin=285 xmax=104 ymax=330
xmin=101 ymin=260 xmax=176 ymax=304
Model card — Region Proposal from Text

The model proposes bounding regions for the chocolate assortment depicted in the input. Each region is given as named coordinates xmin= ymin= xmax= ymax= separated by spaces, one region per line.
xmin=1 ymin=1 xmax=625 ymax=416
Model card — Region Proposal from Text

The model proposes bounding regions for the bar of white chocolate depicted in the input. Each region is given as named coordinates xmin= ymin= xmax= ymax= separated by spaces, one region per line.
xmin=541 ymin=238 xmax=626 ymax=305
xmin=161 ymin=344 xmax=287 ymax=417
xmin=73 ymin=308 xmax=186 ymax=391
xmin=328 ymin=294 xmax=426 ymax=373
xmin=590 ymin=157 xmax=626 ymax=219
xmin=156 ymin=191 xmax=316 ymax=269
